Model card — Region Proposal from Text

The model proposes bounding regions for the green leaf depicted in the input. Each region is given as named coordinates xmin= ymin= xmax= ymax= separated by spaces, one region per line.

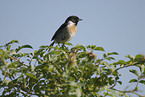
xmin=34 ymin=49 xmax=44 ymax=55
xmin=65 ymin=42 xmax=73 ymax=46
xmin=16 ymin=45 xmax=33 ymax=53
xmin=109 ymin=89 xmax=117 ymax=97
xmin=108 ymin=52 xmax=119 ymax=55
xmin=125 ymin=55 xmax=134 ymax=60
xmin=106 ymin=57 xmax=115 ymax=60
xmin=8 ymin=62 xmax=17 ymax=68
xmin=135 ymin=54 xmax=145 ymax=63
xmin=87 ymin=45 xmax=96 ymax=49
xmin=94 ymin=47 xmax=105 ymax=51
xmin=115 ymin=76 xmax=119 ymax=80
xmin=129 ymin=69 xmax=139 ymax=77
xmin=70 ymin=81 xmax=77 ymax=86
xmin=6 ymin=45 xmax=11 ymax=51
xmin=119 ymin=60 xmax=126 ymax=64
xmin=101 ymin=61 xmax=111 ymax=69
xmin=0 ymin=45 xmax=3 ymax=48
xmin=25 ymin=73 xmax=37 ymax=80
xmin=86 ymin=45 xmax=91 ymax=48
xmin=129 ymin=79 xmax=138 ymax=83
xmin=5 ymin=40 xmax=19 ymax=46
xmin=77 ymin=45 xmax=85 ymax=49
xmin=76 ymin=87 xmax=81 ymax=97
xmin=78 ymin=52 xmax=87 ymax=58
xmin=139 ymin=74 xmax=145 ymax=79
xmin=91 ymin=45 xmax=96 ymax=49
xmin=140 ymin=64 xmax=144 ymax=73
xmin=139 ymin=80 xmax=145 ymax=85
xmin=117 ymin=81 xmax=122 ymax=85
xmin=113 ymin=60 xmax=126 ymax=65
xmin=103 ymin=53 xmax=107 ymax=58
xmin=71 ymin=45 xmax=85 ymax=51
xmin=135 ymin=54 xmax=144 ymax=60
xmin=108 ymin=77 xmax=114 ymax=85
xmin=39 ymin=45 xmax=49 ymax=48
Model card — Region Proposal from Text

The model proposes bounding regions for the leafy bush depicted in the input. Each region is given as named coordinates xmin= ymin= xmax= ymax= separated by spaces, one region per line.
xmin=0 ymin=40 xmax=145 ymax=97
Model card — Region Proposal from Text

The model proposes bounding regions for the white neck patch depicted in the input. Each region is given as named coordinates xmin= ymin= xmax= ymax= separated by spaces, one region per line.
xmin=67 ymin=21 xmax=75 ymax=27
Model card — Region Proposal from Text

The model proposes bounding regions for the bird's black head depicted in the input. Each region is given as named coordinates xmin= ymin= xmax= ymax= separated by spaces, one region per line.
xmin=65 ymin=16 xmax=82 ymax=25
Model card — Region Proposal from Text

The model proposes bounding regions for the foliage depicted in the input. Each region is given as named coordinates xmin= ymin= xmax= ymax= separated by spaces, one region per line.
xmin=0 ymin=40 xmax=145 ymax=97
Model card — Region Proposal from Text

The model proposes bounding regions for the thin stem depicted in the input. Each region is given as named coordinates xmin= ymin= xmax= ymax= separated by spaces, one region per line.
xmin=109 ymin=88 xmax=143 ymax=97
xmin=7 ymin=55 xmax=26 ymax=68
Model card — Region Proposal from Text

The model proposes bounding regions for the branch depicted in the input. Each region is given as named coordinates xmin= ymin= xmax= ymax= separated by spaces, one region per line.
xmin=7 ymin=55 xmax=27 ymax=67
xmin=115 ymin=65 xmax=134 ymax=71
xmin=109 ymin=88 xmax=143 ymax=97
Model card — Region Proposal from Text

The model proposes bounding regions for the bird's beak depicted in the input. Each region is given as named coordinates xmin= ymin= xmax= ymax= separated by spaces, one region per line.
xmin=79 ymin=19 xmax=83 ymax=21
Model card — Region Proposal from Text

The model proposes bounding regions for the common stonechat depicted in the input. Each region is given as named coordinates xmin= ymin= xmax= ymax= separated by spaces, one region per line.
xmin=49 ymin=16 xmax=82 ymax=46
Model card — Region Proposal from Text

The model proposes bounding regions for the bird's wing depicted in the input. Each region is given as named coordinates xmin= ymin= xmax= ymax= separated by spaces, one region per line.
xmin=51 ymin=23 xmax=67 ymax=41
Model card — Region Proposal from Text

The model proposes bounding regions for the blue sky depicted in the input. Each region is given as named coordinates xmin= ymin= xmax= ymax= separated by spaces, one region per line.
xmin=0 ymin=0 xmax=145 ymax=96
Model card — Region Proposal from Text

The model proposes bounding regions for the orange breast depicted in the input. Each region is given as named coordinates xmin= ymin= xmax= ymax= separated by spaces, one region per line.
xmin=67 ymin=24 xmax=77 ymax=34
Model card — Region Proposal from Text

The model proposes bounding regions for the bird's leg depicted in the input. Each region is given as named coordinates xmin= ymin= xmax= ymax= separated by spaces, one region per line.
xmin=62 ymin=43 xmax=69 ymax=51
xmin=62 ymin=43 xmax=65 ymax=48
xmin=48 ymin=41 xmax=55 ymax=52
xmin=58 ymin=43 xmax=61 ymax=47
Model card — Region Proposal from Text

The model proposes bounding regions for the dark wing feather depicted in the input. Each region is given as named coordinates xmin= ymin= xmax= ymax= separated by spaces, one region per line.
xmin=51 ymin=23 xmax=67 ymax=41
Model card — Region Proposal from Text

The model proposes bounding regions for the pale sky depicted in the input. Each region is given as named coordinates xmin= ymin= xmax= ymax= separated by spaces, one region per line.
xmin=0 ymin=0 xmax=145 ymax=96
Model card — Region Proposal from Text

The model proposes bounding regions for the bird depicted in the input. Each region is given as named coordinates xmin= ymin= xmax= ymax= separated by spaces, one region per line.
xmin=49 ymin=16 xmax=82 ymax=47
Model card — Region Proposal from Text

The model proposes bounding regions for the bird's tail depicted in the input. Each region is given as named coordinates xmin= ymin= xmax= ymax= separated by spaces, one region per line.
xmin=49 ymin=41 xmax=55 ymax=46
xmin=48 ymin=41 xmax=55 ymax=52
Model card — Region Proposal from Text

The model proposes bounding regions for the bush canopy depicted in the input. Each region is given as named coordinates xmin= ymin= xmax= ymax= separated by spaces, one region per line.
xmin=0 ymin=40 xmax=145 ymax=97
